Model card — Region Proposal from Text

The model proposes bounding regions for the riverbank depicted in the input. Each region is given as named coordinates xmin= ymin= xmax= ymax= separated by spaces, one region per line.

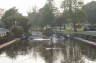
xmin=72 ymin=31 xmax=96 ymax=42
xmin=73 ymin=37 xmax=96 ymax=46
xmin=0 ymin=38 xmax=20 ymax=49
xmin=55 ymin=31 xmax=96 ymax=45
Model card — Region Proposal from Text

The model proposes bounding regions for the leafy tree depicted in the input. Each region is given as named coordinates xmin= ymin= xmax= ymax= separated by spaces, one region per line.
xmin=28 ymin=8 xmax=41 ymax=27
xmin=84 ymin=1 xmax=96 ymax=24
xmin=12 ymin=26 xmax=24 ymax=37
xmin=53 ymin=14 xmax=66 ymax=31
xmin=1 ymin=7 xmax=31 ymax=35
xmin=16 ymin=16 xmax=31 ymax=33
xmin=1 ymin=7 xmax=21 ymax=30
xmin=39 ymin=0 xmax=55 ymax=27
xmin=61 ymin=0 xmax=86 ymax=31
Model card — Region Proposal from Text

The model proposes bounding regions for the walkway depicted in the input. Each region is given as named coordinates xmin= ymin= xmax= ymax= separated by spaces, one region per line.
xmin=74 ymin=37 xmax=96 ymax=46
xmin=0 ymin=38 xmax=20 ymax=49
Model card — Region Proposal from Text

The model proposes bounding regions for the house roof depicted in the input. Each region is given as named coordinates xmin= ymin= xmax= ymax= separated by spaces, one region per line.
xmin=0 ymin=28 xmax=9 ymax=34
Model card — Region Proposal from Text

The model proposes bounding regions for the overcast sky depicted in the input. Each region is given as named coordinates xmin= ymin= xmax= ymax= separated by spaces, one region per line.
xmin=0 ymin=0 xmax=95 ymax=16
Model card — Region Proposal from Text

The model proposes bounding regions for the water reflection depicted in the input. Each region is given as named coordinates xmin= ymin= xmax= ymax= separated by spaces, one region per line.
xmin=0 ymin=38 xmax=96 ymax=63
xmin=0 ymin=40 xmax=32 ymax=58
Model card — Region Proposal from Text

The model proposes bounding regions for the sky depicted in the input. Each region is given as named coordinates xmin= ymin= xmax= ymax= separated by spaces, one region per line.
xmin=0 ymin=0 xmax=95 ymax=16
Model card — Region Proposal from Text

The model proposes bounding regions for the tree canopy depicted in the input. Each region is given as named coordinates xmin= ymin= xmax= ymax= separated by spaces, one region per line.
xmin=1 ymin=7 xmax=31 ymax=34
xmin=28 ymin=8 xmax=41 ymax=27
xmin=39 ymin=0 xmax=56 ymax=27
xmin=84 ymin=1 xmax=96 ymax=24
xmin=61 ymin=0 xmax=86 ymax=31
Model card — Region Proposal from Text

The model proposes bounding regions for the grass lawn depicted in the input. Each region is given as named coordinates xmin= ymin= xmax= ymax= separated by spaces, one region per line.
xmin=54 ymin=29 xmax=96 ymax=36
xmin=74 ymin=31 xmax=96 ymax=36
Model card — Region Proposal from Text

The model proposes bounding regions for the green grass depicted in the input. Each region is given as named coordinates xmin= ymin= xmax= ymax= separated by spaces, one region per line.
xmin=62 ymin=31 xmax=96 ymax=36
xmin=54 ymin=27 xmax=96 ymax=36
xmin=74 ymin=31 xmax=96 ymax=36
xmin=55 ymin=29 xmax=96 ymax=36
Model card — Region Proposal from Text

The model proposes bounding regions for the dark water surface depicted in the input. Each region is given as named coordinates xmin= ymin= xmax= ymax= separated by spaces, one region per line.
xmin=0 ymin=38 xmax=96 ymax=63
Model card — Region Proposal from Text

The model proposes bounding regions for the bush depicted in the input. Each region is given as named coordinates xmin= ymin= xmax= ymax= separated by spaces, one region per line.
xmin=88 ymin=25 xmax=96 ymax=29
xmin=12 ymin=26 xmax=24 ymax=37
xmin=88 ymin=25 xmax=96 ymax=31
xmin=42 ymin=28 xmax=53 ymax=36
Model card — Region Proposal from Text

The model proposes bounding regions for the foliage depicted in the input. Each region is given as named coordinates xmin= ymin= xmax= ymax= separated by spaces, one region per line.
xmin=16 ymin=16 xmax=31 ymax=33
xmin=12 ymin=26 xmax=24 ymax=37
xmin=42 ymin=28 xmax=53 ymax=36
xmin=27 ymin=0 xmax=57 ymax=29
xmin=28 ymin=8 xmax=41 ymax=27
xmin=61 ymin=0 xmax=86 ymax=31
xmin=71 ymin=9 xmax=86 ymax=24
xmin=39 ymin=0 xmax=55 ymax=27
xmin=1 ymin=7 xmax=21 ymax=29
xmin=1 ymin=7 xmax=31 ymax=34
xmin=84 ymin=1 xmax=96 ymax=24
xmin=88 ymin=25 xmax=96 ymax=29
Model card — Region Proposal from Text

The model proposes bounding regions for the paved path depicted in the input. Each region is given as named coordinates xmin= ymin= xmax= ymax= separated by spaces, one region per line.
xmin=0 ymin=38 xmax=20 ymax=49
xmin=74 ymin=37 xmax=96 ymax=46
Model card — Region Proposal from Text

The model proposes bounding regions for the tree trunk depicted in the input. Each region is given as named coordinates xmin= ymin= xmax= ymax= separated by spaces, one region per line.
xmin=64 ymin=24 xmax=66 ymax=29
xmin=73 ymin=23 xmax=77 ymax=32
xmin=60 ymin=24 xmax=62 ymax=32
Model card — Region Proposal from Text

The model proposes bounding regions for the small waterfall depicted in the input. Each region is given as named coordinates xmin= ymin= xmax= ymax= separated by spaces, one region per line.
xmin=49 ymin=34 xmax=57 ymax=45
xmin=52 ymin=34 xmax=57 ymax=44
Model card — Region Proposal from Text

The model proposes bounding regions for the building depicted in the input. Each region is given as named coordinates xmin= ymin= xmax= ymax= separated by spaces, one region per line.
xmin=0 ymin=28 xmax=9 ymax=37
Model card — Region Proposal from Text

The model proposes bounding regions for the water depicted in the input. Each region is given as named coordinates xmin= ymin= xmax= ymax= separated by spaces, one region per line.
xmin=0 ymin=37 xmax=96 ymax=63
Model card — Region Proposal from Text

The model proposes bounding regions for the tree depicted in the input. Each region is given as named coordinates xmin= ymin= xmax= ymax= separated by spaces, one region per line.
xmin=53 ymin=14 xmax=66 ymax=31
xmin=61 ymin=0 xmax=86 ymax=31
xmin=28 ymin=8 xmax=41 ymax=27
xmin=39 ymin=0 xmax=55 ymax=27
xmin=12 ymin=26 xmax=24 ymax=37
xmin=1 ymin=7 xmax=31 ymax=35
xmin=16 ymin=16 xmax=31 ymax=33
xmin=84 ymin=1 xmax=96 ymax=24
xmin=1 ymin=7 xmax=21 ymax=30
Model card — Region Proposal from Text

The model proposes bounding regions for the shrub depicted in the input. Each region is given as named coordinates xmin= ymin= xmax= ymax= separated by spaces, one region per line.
xmin=12 ymin=26 xmax=24 ymax=37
